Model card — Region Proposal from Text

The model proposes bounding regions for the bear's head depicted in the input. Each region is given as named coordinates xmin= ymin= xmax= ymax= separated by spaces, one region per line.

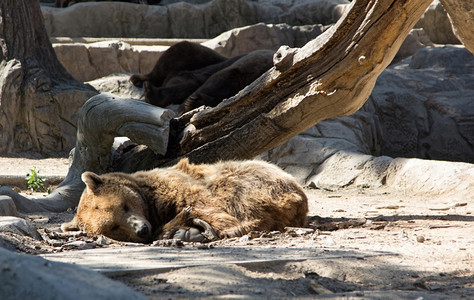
xmin=61 ymin=171 xmax=153 ymax=243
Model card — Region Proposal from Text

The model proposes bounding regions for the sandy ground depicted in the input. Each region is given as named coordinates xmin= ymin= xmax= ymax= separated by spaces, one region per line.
xmin=0 ymin=181 xmax=472 ymax=299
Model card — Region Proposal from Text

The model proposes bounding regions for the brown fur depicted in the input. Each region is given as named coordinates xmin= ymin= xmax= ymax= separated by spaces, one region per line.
xmin=177 ymin=49 xmax=274 ymax=114
xmin=140 ymin=53 xmax=245 ymax=108
xmin=129 ymin=41 xmax=274 ymax=115
xmin=62 ymin=159 xmax=308 ymax=243
xmin=130 ymin=41 xmax=227 ymax=90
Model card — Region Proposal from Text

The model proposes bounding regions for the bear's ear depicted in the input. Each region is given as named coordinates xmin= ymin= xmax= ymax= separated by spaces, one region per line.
xmin=61 ymin=216 xmax=81 ymax=232
xmin=81 ymin=171 xmax=103 ymax=194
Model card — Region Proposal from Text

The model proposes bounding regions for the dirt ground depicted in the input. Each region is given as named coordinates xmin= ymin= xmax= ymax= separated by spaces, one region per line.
xmin=1 ymin=182 xmax=472 ymax=299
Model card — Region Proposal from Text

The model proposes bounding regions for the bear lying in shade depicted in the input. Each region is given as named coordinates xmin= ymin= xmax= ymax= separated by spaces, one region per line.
xmin=62 ymin=158 xmax=308 ymax=243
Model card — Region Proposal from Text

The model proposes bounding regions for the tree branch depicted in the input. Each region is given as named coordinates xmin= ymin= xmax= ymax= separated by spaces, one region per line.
xmin=1 ymin=94 xmax=174 ymax=212
xmin=177 ymin=0 xmax=433 ymax=163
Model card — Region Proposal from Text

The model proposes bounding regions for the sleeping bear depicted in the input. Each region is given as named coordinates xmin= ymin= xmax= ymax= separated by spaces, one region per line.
xmin=61 ymin=158 xmax=308 ymax=243
xmin=129 ymin=41 xmax=274 ymax=115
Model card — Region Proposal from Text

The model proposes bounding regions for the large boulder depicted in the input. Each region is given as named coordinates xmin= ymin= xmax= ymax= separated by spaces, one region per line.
xmin=52 ymin=40 xmax=163 ymax=83
xmin=0 ymin=216 xmax=41 ymax=240
xmin=87 ymin=73 xmax=144 ymax=99
xmin=0 ymin=247 xmax=146 ymax=300
xmin=202 ymin=22 xmax=327 ymax=57
xmin=415 ymin=0 xmax=460 ymax=45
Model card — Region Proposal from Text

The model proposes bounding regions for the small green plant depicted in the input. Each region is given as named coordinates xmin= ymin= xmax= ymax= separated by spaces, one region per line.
xmin=25 ymin=167 xmax=48 ymax=192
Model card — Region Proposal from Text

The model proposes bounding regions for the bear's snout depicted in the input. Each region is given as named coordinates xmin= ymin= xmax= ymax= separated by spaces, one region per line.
xmin=126 ymin=214 xmax=152 ymax=241
xmin=136 ymin=223 xmax=150 ymax=238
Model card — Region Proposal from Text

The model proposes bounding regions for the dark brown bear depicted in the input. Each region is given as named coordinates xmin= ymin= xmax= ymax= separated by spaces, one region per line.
xmin=61 ymin=158 xmax=308 ymax=243
xmin=177 ymin=49 xmax=274 ymax=115
xmin=130 ymin=41 xmax=227 ymax=90
xmin=129 ymin=41 xmax=274 ymax=114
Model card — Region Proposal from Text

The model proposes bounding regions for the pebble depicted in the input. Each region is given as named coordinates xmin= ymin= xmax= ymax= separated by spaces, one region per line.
xmin=196 ymin=243 xmax=214 ymax=250
xmin=239 ymin=235 xmax=250 ymax=242
xmin=151 ymin=239 xmax=183 ymax=247
xmin=249 ymin=231 xmax=260 ymax=239
xmin=62 ymin=240 xmax=96 ymax=250
xmin=95 ymin=235 xmax=111 ymax=246
xmin=416 ymin=236 xmax=425 ymax=243
xmin=308 ymin=280 xmax=333 ymax=294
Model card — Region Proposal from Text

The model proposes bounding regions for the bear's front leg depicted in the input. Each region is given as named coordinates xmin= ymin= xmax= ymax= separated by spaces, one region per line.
xmin=160 ymin=207 xmax=218 ymax=242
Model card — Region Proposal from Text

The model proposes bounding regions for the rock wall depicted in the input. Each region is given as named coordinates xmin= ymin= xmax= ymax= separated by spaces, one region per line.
xmin=42 ymin=0 xmax=459 ymax=45
xmin=41 ymin=0 xmax=349 ymax=38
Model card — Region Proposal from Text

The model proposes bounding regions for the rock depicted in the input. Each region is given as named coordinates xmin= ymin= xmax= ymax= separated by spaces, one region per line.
xmin=0 ymin=247 xmax=146 ymax=300
xmin=392 ymin=28 xmax=433 ymax=64
xmin=372 ymin=46 xmax=474 ymax=162
xmin=41 ymin=0 xmax=349 ymax=38
xmin=88 ymin=73 xmax=143 ymax=99
xmin=203 ymin=22 xmax=326 ymax=57
xmin=62 ymin=240 xmax=96 ymax=250
xmin=308 ymin=280 xmax=333 ymax=294
xmin=95 ymin=235 xmax=112 ymax=246
xmin=0 ymin=196 xmax=18 ymax=217
xmin=386 ymin=158 xmax=474 ymax=196
xmin=0 ymin=216 xmax=42 ymax=240
xmin=415 ymin=0 xmax=460 ymax=45
xmin=53 ymin=40 xmax=166 ymax=83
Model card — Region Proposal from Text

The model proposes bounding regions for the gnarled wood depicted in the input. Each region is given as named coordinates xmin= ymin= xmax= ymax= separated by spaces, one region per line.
xmin=0 ymin=94 xmax=174 ymax=212
xmin=177 ymin=0 xmax=433 ymax=163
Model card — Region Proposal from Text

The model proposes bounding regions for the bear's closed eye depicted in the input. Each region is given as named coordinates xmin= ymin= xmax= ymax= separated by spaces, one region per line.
xmin=123 ymin=204 xmax=129 ymax=212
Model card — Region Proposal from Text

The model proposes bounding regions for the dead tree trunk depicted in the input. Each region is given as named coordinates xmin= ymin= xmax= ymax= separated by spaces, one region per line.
xmin=2 ymin=0 xmax=472 ymax=212
xmin=0 ymin=0 xmax=97 ymax=156
xmin=176 ymin=0 xmax=434 ymax=162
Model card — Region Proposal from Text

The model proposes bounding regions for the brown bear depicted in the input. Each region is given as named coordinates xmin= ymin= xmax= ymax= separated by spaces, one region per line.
xmin=177 ymin=49 xmax=274 ymax=115
xmin=130 ymin=41 xmax=227 ymax=89
xmin=61 ymin=158 xmax=308 ymax=243
xmin=129 ymin=41 xmax=274 ymax=115
xmin=139 ymin=53 xmax=246 ymax=108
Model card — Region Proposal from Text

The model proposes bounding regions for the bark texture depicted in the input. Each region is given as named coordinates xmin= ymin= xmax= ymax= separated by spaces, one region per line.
xmin=176 ymin=0 xmax=433 ymax=163
xmin=0 ymin=0 xmax=97 ymax=156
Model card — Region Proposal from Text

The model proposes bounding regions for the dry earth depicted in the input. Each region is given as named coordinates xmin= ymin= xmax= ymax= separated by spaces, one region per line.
xmin=0 ymin=158 xmax=472 ymax=299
